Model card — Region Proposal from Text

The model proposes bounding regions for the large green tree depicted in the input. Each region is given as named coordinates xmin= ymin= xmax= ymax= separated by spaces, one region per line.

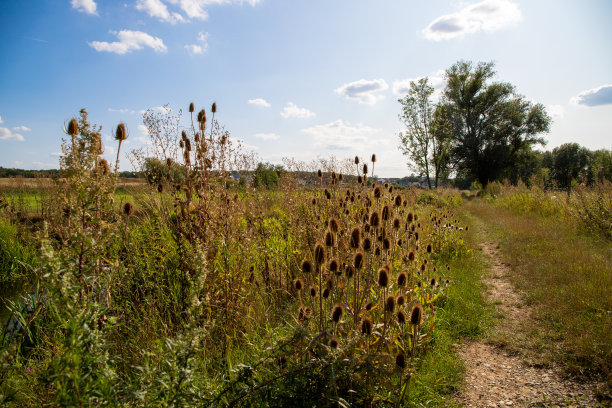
xmin=438 ymin=61 xmax=551 ymax=186
xmin=398 ymin=78 xmax=449 ymax=188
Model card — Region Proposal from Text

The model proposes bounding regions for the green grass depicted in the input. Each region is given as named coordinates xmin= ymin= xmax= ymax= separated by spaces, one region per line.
xmin=465 ymin=198 xmax=611 ymax=381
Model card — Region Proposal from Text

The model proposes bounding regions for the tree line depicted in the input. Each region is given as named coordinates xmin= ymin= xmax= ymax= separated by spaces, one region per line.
xmin=398 ymin=60 xmax=611 ymax=189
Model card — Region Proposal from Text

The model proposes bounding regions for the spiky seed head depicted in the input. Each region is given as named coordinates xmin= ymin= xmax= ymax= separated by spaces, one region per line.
xmin=357 ymin=175 xmax=363 ymax=184
xmin=370 ymin=211 xmax=380 ymax=227
xmin=410 ymin=303 xmax=424 ymax=325
xmin=362 ymin=163 xmax=368 ymax=175
xmin=427 ymin=244 xmax=432 ymax=253
xmin=312 ymin=198 xmax=316 ymax=205
xmin=310 ymin=286 xmax=317 ymax=297
xmin=197 ymin=109 xmax=206 ymax=123
xmin=211 ymin=102 xmax=217 ymax=113
xmin=322 ymin=287 xmax=330 ymax=298
xmin=329 ymin=336 xmax=339 ymax=349
xmin=408 ymin=251 xmax=415 ymax=261
xmin=157 ymin=183 xmax=163 ymax=193
xmin=354 ymin=251 xmax=364 ymax=269
xmin=395 ymin=353 xmax=406 ymax=369
xmin=293 ymin=278 xmax=303 ymax=291
xmin=371 ymin=154 xmax=376 ymax=163
xmin=361 ymin=317 xmax=373 ymax=335
xmin=179 ymin=140 xmax=184 ymax=149
xmin=302 ymin=259 xmax=313 ymax=273
xmin=374 ymin=186 xmax=382 ymax=198
xmin=365 ymin=302 xmax=373 ymax=311
xmin=67 ymin=118 xmax=79 ymax=136
xmin=115 ymin=123 xmax=128 ymax=141
xmin=385 ymin=294 xmax=395 ymax=312
xmin=346 ymin=265 xmax=354 ymax=278
xmin=99 ymin=159 xmax=110 ymax=175
xmin=382 ymin=205 xmax=390 ymax=220
xmin=329 ymin=217 xmax=339 ymax=233
xmin=378 ymin=268 xmax=389 ymax=287
xmin=393 ymin=218 xmax=400 ymax=229
xmin=375 ymin=247 xmax=381 ymax=256
xmin=317 ymin=169 xmax=322 ymax=178
xmin=389 ymin=185 xmax=393 ymax=193
xmin=397 ymin=272 xmax=407 ymax=287
xmin=123 ymin=202 xmax=134 ymax=216
xmin=383 ymin=237 xmax=391 ymax=250
xmin=324 ymin=230 xmax=335 ymax=247
xmin=189 ymin=102 xmax=195 ymax=113
xmin=430 ymin=277 xmax=436 ymax=287
xmin=314 ymin=243 xmax=326 ymax=265
xmin=350 ymin=227 xmax=361 ymax=249
xmin=421 ymin=264 xmax=426 ymax=272
xmin=362 ymin=237 xmax=372 ymax=251
xmin=397 ymin=294 xmax=406 ymax=306
xmin=407 ymin=212 xmax=413 ymax=223
xmin=395 ymin=194 xmax=402 ymax=206
xmin=329 ymin=258 xmax=339 ymax=274
xmin=331 ymin=304 xmax=343 ymax=323
xmin=185 ymin=138 xmax=191 ymax=151
xmin=166 ymin=158 xmax=173 ymax=167
xmin=354 ymin=155 xmax=359 ymax=165
xmin=397 ymin=310 xmax=406 ymax=324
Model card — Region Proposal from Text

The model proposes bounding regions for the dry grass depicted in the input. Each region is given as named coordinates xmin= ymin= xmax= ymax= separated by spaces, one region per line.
xmin=465 ymin=198 xmax=612 ymax=383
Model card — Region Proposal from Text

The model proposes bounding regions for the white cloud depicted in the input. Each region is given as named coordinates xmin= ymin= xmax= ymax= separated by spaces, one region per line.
xmin=89 ymin=30 xmax=167 ymax=54
xmin=108 ymin=108 xmax=136 ymax=114
xmin=184 ymin=32 xmax=209 ymax=55
xmin=255 ymin=133 xmax=280 ymax=140
xmin=392 ymin=69 xmax=446 ymax=96
xmin=164 ymin=0 xmax=261 ymax=21
xmin=136 ymin=0 xmax=185 ymax=23
xmin=12 ymin=126 xmax=31 ymax=132
xmin=0 ymin=115 xmax=3 ymax=124
xmin=547 ymin=105 xmax=565 ymax=119
xmin=138 ymin=125 xmax=150 ymax=135
xmin=0 ymin=127 xmax=25 ymax=141
xmin=335 ymin=79 xmax=389 ymax=105
xmin=302 ymin=120 xmax=380 ymax=150
xmin=570 ymin=84 xmax=612 ymax=107
xmin=71 ymin=0 xmax=98 ymax=15
xmin=248 ymin=98 xmax=271 ymax=108
xmin=423 ymin=0 xmax=522 ymax=41
xmin=280 ymin=102 xmax=315 ymax=119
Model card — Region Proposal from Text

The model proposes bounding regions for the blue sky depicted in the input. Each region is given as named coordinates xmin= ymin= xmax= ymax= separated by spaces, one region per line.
xmin=1 ymin=0 xmax=611 ymax=177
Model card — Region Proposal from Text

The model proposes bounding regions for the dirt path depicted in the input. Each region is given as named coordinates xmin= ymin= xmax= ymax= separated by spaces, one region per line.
xmin=455 ymin=240 xmax=600 ymax=407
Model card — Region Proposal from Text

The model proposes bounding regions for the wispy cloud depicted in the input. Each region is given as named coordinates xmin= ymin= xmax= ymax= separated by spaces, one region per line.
xmin=12 ymin=126 xmax=31 ymax=132
xmin=392 ymin=69 xmax=445 ymax=96
xmin=0 ymin=115 xmax=3 ymax=124
xmin=255 ymin=133 xmax=280 ymax=140
xmin=280 ymin=102 xmax=315 ymax=119
xmin=302 ymin=120 xmax=380 ymax=150
xmin=248 ymin=98 xmax=271 ymax=108
xmin=570 ymin=84 xmax=612 ymax=107
xmin=335 ymin=79 xmax=389 ymax=105
xmin=423 ymin=0 xmax=521 ymax=41
xmin=71 ymin=0 xmax=98 ymax=15
xmin=136 ymin=0 xmax=185 ymax=23
xmin=0 ymin=127 xmax=25 ymax=141
xmin=547 ymin=105 xmax=565 ymax=119
xmin=184 ymin=32 xmax=209 ymax=55
xmin=89 ymin=30 xmax=167 ymax=54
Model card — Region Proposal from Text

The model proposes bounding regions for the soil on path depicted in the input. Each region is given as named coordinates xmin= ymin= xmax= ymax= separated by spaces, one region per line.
xmin=455 ymin=239 xmax=600 ymax=407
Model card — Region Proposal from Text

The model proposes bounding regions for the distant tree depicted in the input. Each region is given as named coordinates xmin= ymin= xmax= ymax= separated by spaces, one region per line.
xmin=253 ymin=162 xmax=283 ymax=189
xmin=143 ymin=157 xmax=186 ymax=185
xmin=551 ymin=143 xmax=591 ymax=188
xmin=439 ymin=61 xmax=551 ymax=186
xmin=398 ymin=78 xmax=449 ymax=188
xmin=589 ymin=149 xmax=612 ymax=184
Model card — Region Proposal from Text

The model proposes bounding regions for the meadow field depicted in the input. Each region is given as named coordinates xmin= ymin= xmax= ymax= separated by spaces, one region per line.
xmin=0 ymin=145 xmax=610 ymax=406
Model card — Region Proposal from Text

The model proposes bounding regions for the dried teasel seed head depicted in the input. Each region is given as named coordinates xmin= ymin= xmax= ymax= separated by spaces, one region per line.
xmin=331 ymin=304 xmax=343 ymax=323
xmin=354 ymin=155 xmax=359 ymax=165
xmin=397 ymin=310 xmax=406 ymax=324
xmin=365 ymin=302 xmax=373 ymax=311
xmin=383 ymin=237 xmax=391 ymax=250
xmin=329 ymin=336 xmax=339 ymax=349
xmin=362 ymin=237 xmax=372 ymax=251
xmin=329 ymin=217 xmax=339 ymax=233
xmin=301 ymin=259 xmax=313 ymax=273
xmin=189 ymin=102 xmax=195 ymax=113
xmin=360 ymin=317 xmax=373 ymax=335
xmin=211 ymin=102 xmax=217 ymax=113
xmin=157 ymin=183 xmax=163 ymax=193
xmin=393 ymin=218 xmax=401 ymax=229
xmin=329 ymin=258 xmax=339 ymax=274
xmin=427 ymin=244 xmax=432 ymax=253
xmin=324 ymin=230 xmax=335 ymax=247
xmin=350 ymin=227 xmax=361 ymax=249
xmin=123 ymin=202 xmax=134 ymax=216
xmin=395 ymin=352 xmax=406 ymax=369
xmin=115 ymin=123 xmax=128 ymax=141
xmin=430 ymin=277 xmax=436 ymax=287
xmin=322 ymin=287 xmax=330 ymax=298
xmin=293 ymin=278 xmax=303 ymax=291
xmin=397 ymin=272 xmax=407 ymax=287
xmin=317 ymin=169 xmax=322 ymax=178
xmin=362 ymin=163 xmax=368 ymax=175
xmin=166 ymin=158 xmax=173 ymax=167
xmin=408 ymin=251 xmax=415 ymax=261
xmin=314 ymin=243 xmax=326 ymax=265
xmin=385 ymin=294 xmax=395 ymax=312
xmin=99 ymin=159 xmax=110 ymax=175
xmin=369 ymin=211 xmax=380 ymax=228
xmin=197 ymin=109 xmax=206 ymax=123
xmin=354 ymin=251 xmax=364 ymax=269
xmin=374 ymin=186 xmax=382 ymax=198
xmin=394 ymin=194 xmax=402 ymax=206
xmin=310 ymin=286 xmax=317 ymax=297
xmin=357 ymin=175 xmax=363 ymax=184
xmin=371 ymin=154 xmax=376 ymax=163
xmin=67 ymin=118 xmax=79 ymax=136
xmin=378 ymin=267 xmax=389 ymax=287
xmin=407 ymin=212 xmax=413 ymax=223
xmin=346 ymin=264 xmax=355 ymax=278
xmin=382 ymin=205 xmax=390 ymax=220
xmin=397 ymin=294 xmax=406 ymax=306
xmin=410 ymin=303 xmax=424 ymax=325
